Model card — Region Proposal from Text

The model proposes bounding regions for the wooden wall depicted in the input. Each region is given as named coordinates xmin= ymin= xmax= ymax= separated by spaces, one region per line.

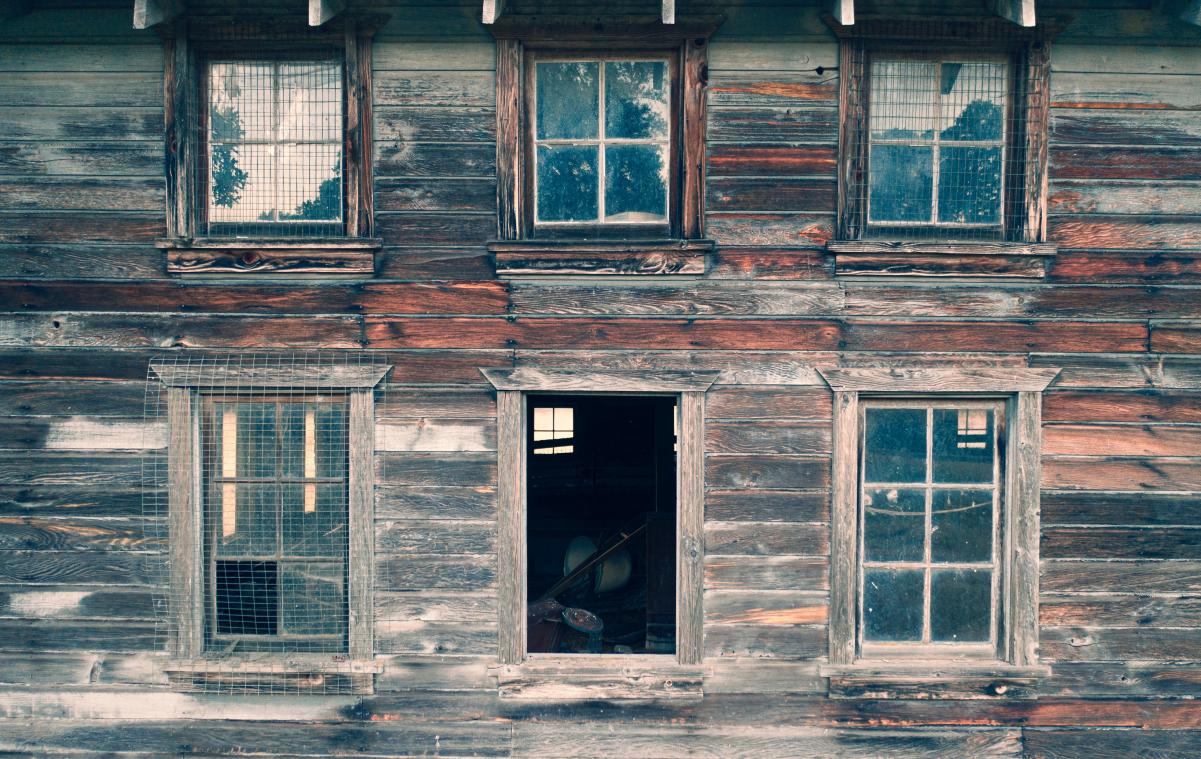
xmin=1 ymin=0 xmax=1200 ymax=755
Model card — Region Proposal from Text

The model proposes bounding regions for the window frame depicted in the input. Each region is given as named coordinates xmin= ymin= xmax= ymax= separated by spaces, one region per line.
xmin=488 ymin=15 xmax=722 ymax=274
xmin=523 ymin=50 xmax=681 ymax=238
xmin=817 ymin=367 xmax=1058 ymax=698
xmin=482 ymin=367 xmax=718 ymax=673
xmin=160 ymin=15 xmax=382 ymax=276
xmin=153 ymin=361 xmax=389 ymax=692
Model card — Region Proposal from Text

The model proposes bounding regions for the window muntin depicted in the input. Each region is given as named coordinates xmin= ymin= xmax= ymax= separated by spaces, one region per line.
xmin=206 ymin=60 xmax=344 ymax=237
xmin=532 ymin=405 xmax=574 ymax=455
xmin=858 ymin=401 xmax=1003 ymax=655
xmin=532 ymin=58 xmax=671 ymax=226
xmin=867 ymin=56 xmax=1008 ymax=233
xmin=202 ymin=396 xmax=349 ymax=650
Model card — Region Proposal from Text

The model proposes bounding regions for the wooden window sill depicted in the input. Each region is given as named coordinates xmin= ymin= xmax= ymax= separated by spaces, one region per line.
xmin=158 ymin=238 xmax=382 ymax=277
xmin=826 ymin=241 xmax=1058 ymax=279
xmin=489 ymin=239 xmax=714 ymax=277
xmin=819 ymin=661 xmax=1051 ymax=700
xmin=164 ymin=655 xmax=381 ymax=694
xmin=488 ymin=655 xmax=706 ymax=700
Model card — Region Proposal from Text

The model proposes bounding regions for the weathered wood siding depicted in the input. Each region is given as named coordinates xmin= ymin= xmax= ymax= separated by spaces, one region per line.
xmin=1 ymin=0 xmax=1200 ymax=755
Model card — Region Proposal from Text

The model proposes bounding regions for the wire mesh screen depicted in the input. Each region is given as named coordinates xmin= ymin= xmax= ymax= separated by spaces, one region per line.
xmin=848 ymin=48 xmax=1036 ymax=241
xmin=206 ymin=58 xmax=343 ymax=237
xmin=144 ymin=353 xmax=387 ymax=694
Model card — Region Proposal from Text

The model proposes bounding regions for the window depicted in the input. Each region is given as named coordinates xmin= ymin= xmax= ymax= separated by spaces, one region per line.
xmin=160 ymin=17 xmax=380 ymax=275
xmin=206 ymin=60 xmax=344 ymax=237
xmin=859 ymin=402 xmax=1002 ymax=653
xmin=149 ymin=356 xmax=390 ymax=693
xmin=818 ymin=367 xmax=1058 ymax=698
xmin=204 ymin=397 xmax=348 ymax=648
xmin=488 ymin=17 xmax=722 ymax=272
xmin=483 ymin=368 xmax=717 ymax=673
xmin=828 ymin=17 xmax=1055 ymax=256
xmin=532 ymin=404 xmax=575 ymax=455
xmin=531 ymin=57 xmax=673 ymax=229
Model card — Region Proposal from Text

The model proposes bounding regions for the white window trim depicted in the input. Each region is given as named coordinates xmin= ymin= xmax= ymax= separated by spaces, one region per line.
xmin=481 ymin=367 xmax=718 ymax=670
xmin=817 ymin=367 xmax=1057 ymax=696
xmin=154 ymin=362 xmax=389 ymax=690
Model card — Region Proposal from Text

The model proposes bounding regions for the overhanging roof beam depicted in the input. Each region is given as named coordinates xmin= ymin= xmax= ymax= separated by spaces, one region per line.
xmin=133 ymin=0 xmax=183 ymax=29
xmin=309 ymin=0 xmax=345 ymax=26
xmin=483 ymin=0 xmax=505 ymax=24
xmin=832 ymin=0 xmax=853 ymax=26
xmin=992 ymin=0 xmax=1035 ymax=27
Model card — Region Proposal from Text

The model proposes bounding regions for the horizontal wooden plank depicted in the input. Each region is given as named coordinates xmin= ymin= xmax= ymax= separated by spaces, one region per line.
xmin=375 ymin=590 xmax=496 ymax=624
xmin=0 ymin=212 xmax=161 ymax=244
xmin=1044 ymin=424 xmax=1201 ymax=457
xmin=380 ymin=418 xmax=497 ymax=453
xmin=0 ymin=484 xmax=144 ymax=519
xmin=834 ymin=253 xmax=1047 ymax=279
xmin=374 ymin=106 xmax=495 ymax=142
xmin=508 ymin=283 xmax=842 ymax=317
xmin=512 ymin=349 xmax=834 ymax=386
xmin=1049 ymin=251 xmax=1201 ymax=283
xmin=0 ymin=651 xmax=163 ymax=686
xmin=376 ymin=246 xmax=494 ymax=280
xmin=1041 ymin=595 xmax=1201 ymax=628
xmin=374 ymin=177 xmax=496 ymax=212
xmin=0 ymin=243 xmax=163 ymax=279
xmin=705 ymin=555 xmax=829 ymax=591
xmin=0 ymin=176 xmax=161 ymax=212
xmin=0 ymin=516 xmax=157 ymax=552
xmin=707 ymin=248 xmax=834 ymax=280
xmin=0 ymin=44 xmax=161 ymax=72
xmin=1041 ymin=626 xmax=1201 ymax=662
xmin=1043 ymin=491 xmax=1201 ymax=527
xmin=706 ymin=521 xmax=829 ymax=556
xmin=0 ymin=417 xmax=156 ymax=450
xmin=1023 ymin=728 xmax=1201 ymax=759
xmin=1044 ymin=458 xmax=1201 ymax=491
xmin=0 ymin=619 xmax=156 ymax=651
xmin=379 ymin=387 xmax=496 ymax=418
xmin=707 ymin=213 xmax=834 ymax=246
xmin=0 ymin=107 xmax=160 ymax=143
xmin=373 ymin=42 xmax=494 ymax=72
xmin=0 ymin=586 xmax=154 ymax=620
xmin=707 ymin=455 xmax=830 ymax=490
xmin=1051 ymin=71 xmax=1201 ymax=111
xmin=708 ymin=176 xmax=837 ymax=213
xmin=705 ymin=590 xmax=827 ymax=626
xmin=1043 ymin=662 xmax=1201 ymax=698
xmin=704 ymin=623 xmax=826 ymax=658
xmin=373 ymin=70 xmax=494 ymax=107
xmin=1049 ymin=180 xmax=1201 ymax=216
xmin=707 ymin=420 xmax=831 ymax=455
xmin=376 ymin=520 xmax=496 ymax=555
xmin=844 ymin=284 xmax=1201 ymax=320
xmin=0 ymin=452 xmax=139 ymax=486
xmin=0 ymin=142 xmax=160 ymax=178
xmin=374 ymin=142 xmax=495 ymax=177
xmin=1153 ymin=322 xmax=1201 ymax=353
xmin=707 ymin=387 xmax=831 ymax=420
xmin=708 ymin=72 xmax=838 ymax=107
xmin=1049 ymin=216 xmax=1201 ymax=250
xmin=709 ymin=106 xmax=838 ymax=145
xmin=375 ymin=554 xmax=496 ymax=592
xmin=1044 ymin=391 xmax=1201 ymax=423
xmin=1032 ymin=354 xmax=1201 ymax=390
xmin=377 ymin=453 xmax=496 ymax=488
xmin=0 ymin=73 xmax=159 ymax=107
xmin=705 ymin=490 xmax=830 ymax=523
xmin=1052 ymin=109 xmax=1201 ymax=147
xmin=375 ymin=212 xmax=496 ymax=244
xmin=708 ymin=144 xmax=837 ymax=178
xmin=1043 ymin=526 xmax=1201 ymax=559
xmin=376 ymin=620 xmax=497 ymax=656
xmin=1042 ymin=560 xmax=1201 ymax=594
xmin=1052 ymin=44 xmax=1201 ymax=75
xmin=0 ymin=313 xmax=362 ymax=349
xmin=376 ymin=485 xmax=496 ymax=521
xmin=1052 ymin=146 xmax=1201 ymax=180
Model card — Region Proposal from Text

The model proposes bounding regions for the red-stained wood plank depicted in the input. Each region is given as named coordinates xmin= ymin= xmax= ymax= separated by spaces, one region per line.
xmin=1049 ymin=251 xmax=1201 ymax=283
xmin=1044 ymin=424 xmax=1201 ymax=457
xmin=707 ymin=145 xmax=837 ymax=177
xmin=1050 ymin=146 xmax=1201 ymax=180
xmin=1049 ymin=216 xmax=1201 ymax=250
xmin=1043 ymin=457 xmax=1201 ymax=491
xmin=1044 ymin=390 xmax=1201 ymax=423
xmin=707 ymin=249 xmax=834 ymax=280
xmin=1151 ymin=322 xmax=1201 ymax=353
xmin=1042 ymin=526 xmax=1201 ymax=559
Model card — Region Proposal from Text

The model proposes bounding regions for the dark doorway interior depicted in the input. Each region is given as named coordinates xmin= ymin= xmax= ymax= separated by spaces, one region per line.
xmin=526 ymin=394 xmax=677 ymax=655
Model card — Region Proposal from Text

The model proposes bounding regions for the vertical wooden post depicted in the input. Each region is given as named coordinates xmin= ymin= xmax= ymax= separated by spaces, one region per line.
xmin=681 ymin=39 xmax=708 ymax=239
xmin=1005 ymin=391 xmax=1041 ymax=667
xmin=1022 ymin=40 xmax=1051 ymax=243
xmin=168 ymin=388 xmax=203 ymax=657
xmin=496 ymin=390 xmax=527 ymax=664
xmin=495 ymin=39 xmax=522 ymax=240
xmin=344 ymin=21 xmax=376 ymax=239
xmin=828 ymin=390 xmax=859 ymax=665
xmin=676 ymin=391 xmax=704 ymax=665
xmin=348 ymin=389 xmax=375 ymax=661
xmin=164 ymin=28 xmax=192 ymax=239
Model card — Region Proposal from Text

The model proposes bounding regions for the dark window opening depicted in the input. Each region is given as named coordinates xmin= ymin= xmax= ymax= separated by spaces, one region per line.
xmin=215 ymin=560 xmax=278 ymax=636
xmin=526 ymin=395 xmax=676 ymax=655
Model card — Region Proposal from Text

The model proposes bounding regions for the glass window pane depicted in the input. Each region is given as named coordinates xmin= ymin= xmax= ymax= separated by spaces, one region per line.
xmin=869 ymin=144 xmax=933 ymax=223
xmin=864 ymin=408 xmax=927 ymax=483
xmin=226 ymin=403 xmax=274 ymax=479
xmin=277 ymin=144 xmax=342 ymax=222
xmin=863 ymin=488 xmax=925 ymax=562
xmin=536 ymin=61 xmax=599 ymax=140
xmin=939 ymin=62 xmax=1005 ymax=142
xmin=537 ymin=145 xmax=599 ymax=222
xmin=931 ymin=568 xmax=991 ymax=642
xmin=863 ymin=569 xmax=924 ymax=642
xmin=604 ymin=144 xmax=667 ymax=222
xmin=937 ymin=146 xmax=1002 ymax=224
xmin=280 ymin=562 xmax=345 ymax=636
xmin=216 ymin=483 xmax=277 ymax=557
xmin=932 ymin=408 xmax=995 ymax=483
xmin=214 ymin=560 xmax=278 ymax=635
xmin=869 ymin=59 xmax=937 ymax=140
xmin=209 ymin=62 xmax=273 ymax=142
xmin=278 ymin=62 xmax=342 ymax=142
xmin=604 ymin=61 xmax=669 ymax=140
xmin=931 ymin=489 xmax=994 ymax=563
xmin=316 ymin=404 xmax=347 ymax=479
xmin=282 ymin=483 xmax=347 ymax=558
xmin=209 ymin=143 xmax=270 ymax=223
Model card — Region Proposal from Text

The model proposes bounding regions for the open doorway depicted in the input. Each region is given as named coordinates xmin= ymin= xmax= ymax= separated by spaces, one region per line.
xmin=526 ymin=395 xmax=677 ymax=655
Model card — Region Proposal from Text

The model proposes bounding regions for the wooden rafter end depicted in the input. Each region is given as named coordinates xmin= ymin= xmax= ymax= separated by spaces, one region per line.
xmin=132 ymin=0 xmax=183 ymax=30
xmin=309 ymin=0 xmax=345 ymax=26
xmin=483 ymin=0 xmax=505 ymax=24
xmin=832 ymin=0 xmax=854 ymax=26
xmin=991 ymin=0 xmax=1035 ymax=27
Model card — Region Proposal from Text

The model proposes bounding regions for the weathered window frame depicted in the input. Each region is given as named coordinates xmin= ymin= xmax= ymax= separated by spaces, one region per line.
xmin=153 ymin=362 xmax=389 ymax=692
xmin=487 ymin=16 xmax=722 ymax=276
xmin=482 ymin=368 xmax=716 ymax=684
xmin=825 ymin=16 xmax=1059 ymax=278
xmin=817 ymin=366 xmax=1058 ymax=699
xmin=158 ymin=15 xmax=383 ymax=276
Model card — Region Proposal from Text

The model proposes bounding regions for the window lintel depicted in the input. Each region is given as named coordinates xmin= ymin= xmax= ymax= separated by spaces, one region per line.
xmin=817 ymin=366 xmax=1059 ymax=394
xmin=481 ymin=367 xmax=720 ymax=393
